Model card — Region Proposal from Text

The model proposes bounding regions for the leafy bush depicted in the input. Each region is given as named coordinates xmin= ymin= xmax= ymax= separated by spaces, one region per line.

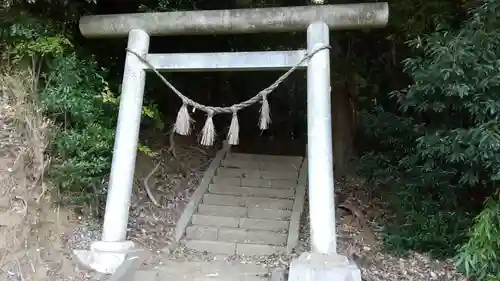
xmin=41 ymin=53 xmax=118 ymax=204
xmin=1 ymin=14 xmax=161 ymax=208
xmin=359 ymin=108 xmax=474 ymax=258
xmin=359 ymin=0 xmax=500 ymax=277
xmin=457 ymin=193 xmax=500 ymax=281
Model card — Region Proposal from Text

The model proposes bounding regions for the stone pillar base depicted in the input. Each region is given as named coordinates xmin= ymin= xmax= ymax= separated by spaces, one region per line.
xmin=288 ymin=252 xmax=362 ymax=281
xmin=73 ymin=240 xmax=138 ymax=274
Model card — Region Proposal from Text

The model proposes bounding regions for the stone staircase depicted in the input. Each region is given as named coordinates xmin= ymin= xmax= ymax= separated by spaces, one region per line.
xmin=182 ymin=152 xmax=304 ymax=256
xmin=122 ymin=147 xmax=307 ymax=281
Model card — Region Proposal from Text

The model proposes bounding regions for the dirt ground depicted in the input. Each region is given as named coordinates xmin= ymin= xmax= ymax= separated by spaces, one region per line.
xmin=297 ymin=177 xmax=468 ymax=281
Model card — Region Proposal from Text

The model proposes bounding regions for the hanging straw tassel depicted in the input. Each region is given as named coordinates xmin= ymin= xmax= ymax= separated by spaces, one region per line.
xmin=174 ymin=102 xmax=192 ymax=135
xmin=259 ymin=93 xmax=271 ymax=130
xmin=200 ymin=111 xmax=216 ymax=146
xmin=227 ymin=109 xmax=240 ymax=145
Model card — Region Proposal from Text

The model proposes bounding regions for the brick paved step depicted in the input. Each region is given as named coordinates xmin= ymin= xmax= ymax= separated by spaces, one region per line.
xmin=212 ymin=176 xmax=296 ymax=190
xmin=202 ymin=194 xmax=293 ymax=210
xmin=191 ymin=215 xmax=289 ymax=231
xmin=184 ymin=240 xmax=285 ymax=256
xmin=208 ymin=184 xmax=294 ymax=199
xmin=186 ymin=225 xmax=287 ymax=246
xmin=197 ymin=204 xmax=292 ymax=220
xmin=216 ymin=167 xmax=298 ymax=180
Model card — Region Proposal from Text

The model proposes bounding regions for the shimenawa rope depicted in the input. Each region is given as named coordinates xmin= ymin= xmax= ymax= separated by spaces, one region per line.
xmin=126 ymin=45 xmax=330 ymax=146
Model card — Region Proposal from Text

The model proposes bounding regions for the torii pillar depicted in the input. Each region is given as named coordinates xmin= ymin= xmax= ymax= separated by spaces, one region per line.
xmin=75 ymin=3 xmax=388 ymax=279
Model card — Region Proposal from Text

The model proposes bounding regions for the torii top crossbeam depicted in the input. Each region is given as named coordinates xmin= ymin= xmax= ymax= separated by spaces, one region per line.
xmin=79 ymin=3 xmax=389 ymax=38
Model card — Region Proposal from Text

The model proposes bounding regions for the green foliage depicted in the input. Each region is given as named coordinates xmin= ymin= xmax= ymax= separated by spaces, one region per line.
xmin=359 ymin=108 xmax=474 ymax=258
xmin=41 ymin=53 xmax=117 ymax=204
xmin=359 ymin=0 xmax=500 ymax=278
xmin=2 ymin=0 xmax=96 ymax=9
xmin=457 ymin=192 xmax=500 ymax=281
xmin=10 ymin=35 xmax=72 ymax=59
xmin=1 ymin=14 xmax=162 ymax=207
xmin=42 ymin=52 xmax=162 ymax=205
xmin=138 ymin=0 xmax=196 ymax=12
xmin=388 ymin=0 xmax=463 ymax=39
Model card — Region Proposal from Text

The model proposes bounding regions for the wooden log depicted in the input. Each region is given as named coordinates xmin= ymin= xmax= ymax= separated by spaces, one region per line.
xmin=79 ymin=3 xmax=389 ymax=38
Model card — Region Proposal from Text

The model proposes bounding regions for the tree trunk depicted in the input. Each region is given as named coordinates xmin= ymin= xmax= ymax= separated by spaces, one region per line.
xmin=331 ymin=71 xmax=358 ymax=180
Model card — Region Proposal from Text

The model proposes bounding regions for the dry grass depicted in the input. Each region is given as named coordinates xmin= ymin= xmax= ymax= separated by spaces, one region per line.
xmin=0 ymin=65 xmax=74 ymax=281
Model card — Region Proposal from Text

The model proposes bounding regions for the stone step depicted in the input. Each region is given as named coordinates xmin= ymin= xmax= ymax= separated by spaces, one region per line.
xmin=221 ymin=159 xmax=300 ymax=172
xmin=237 ymin=243 xmax=286 ymax=256
xmin=147 ymin=260 xmax=271 ymax=281
xmin=186 ymin=225 xmax=287 ymax=246
xmin=248 ymin=208 xmax=292 ymax=220
xmin=212 ymin=176 xmax=242 ymax=186
xmin=192 ymin=214 xmax=239 ymax=228
xmin=184 ymin=240 xmax=285 ymax=256
xmin=216 ymin=167 xmax=298 ymax=180
xmin=191 ymin=215 xmax=289 ymax=231
xmin=0 ymin=211 xmax=23 ymax=227
xmin=202 ymin=194 xmax=293 ymax=210
xmin=240 ymin=217 xmax=289 ymax=231
xmin=208 ymin=184 xmax=294 ymax=199
xmin=242 ymin=178 xmax=296 ymax=190
xmin=0 ymin=198 xmax=11 ymax=208
xmin=197 ymin=203 xmax=292 ymax=220
xmin=219 ymin=227 xmax=287 ymax=246
xmin=197 ymin=204 xmax=291 ymax=220
xmin=132 ymin=270 xmax=158 ymax=281
xmin=198 ymin=204 xmax=247 ymax=218
xmin=212 ymin=176 xmax=296 ymax=190
xmin=184 ymin=239 xmax=236 ymax=255
xmin=226 ymin=153 xmax=303 ymax=164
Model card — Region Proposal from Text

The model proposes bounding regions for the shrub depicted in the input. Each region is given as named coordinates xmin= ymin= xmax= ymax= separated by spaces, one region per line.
xmin=359 ymin=1 xmax=500 ymax=277
xmin=1 ymin=13 xmax=161 ymax=208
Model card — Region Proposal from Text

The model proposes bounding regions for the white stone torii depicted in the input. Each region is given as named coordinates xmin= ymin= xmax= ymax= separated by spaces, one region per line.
xmin=74 ymin=3 xmax=388 ymax=280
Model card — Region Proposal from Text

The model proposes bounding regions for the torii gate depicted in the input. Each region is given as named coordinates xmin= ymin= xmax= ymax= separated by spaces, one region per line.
xmin=74 ymin=2 xmax=388 ymax=280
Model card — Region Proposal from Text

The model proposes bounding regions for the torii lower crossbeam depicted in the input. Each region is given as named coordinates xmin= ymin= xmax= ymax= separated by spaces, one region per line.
xmin=145 ymin=50 xmax=308 ymax=72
